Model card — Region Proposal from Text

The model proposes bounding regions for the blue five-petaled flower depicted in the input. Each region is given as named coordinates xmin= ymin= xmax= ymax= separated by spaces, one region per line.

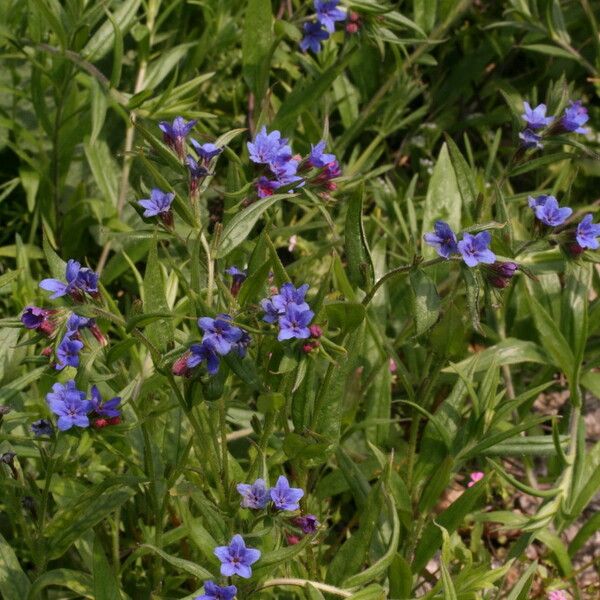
xmin=46 ymin=381 xmax=92 ymax=431
xmin=521 ymin=102 xmax=553 ymax=129
xmin=138 ymin=189 xmax=175 ymax=218
xmin=197 ymin=315 xmax=243 ymax=355
xmin=561 ymin=100 xmax=589 ymax=134
xmin=576 ymin=214 xmax=600 ymax=250
xmin=194 ymin=581 xmax=237 ymax=600
xmin=528 ymin=195 xmax=572 ymax=227
xmin=40 ymin=259 xmax=99 ymax=300
xmin=270 ymin=475 xmax=304 ymax=511
xmin=315 ymin=0 xmax=346 ymax=33
xmin=423 ymin=221 xmax=459 ymax=259
xmin=236 ymin=478 xmax=269 ymax=509
xmin=299 ymin=21 xmax=330 ymax=53
xmin=457 ymin=231 xmax=496 ymax=267
xmin=214 ymin=534 xmax=261 ymax=579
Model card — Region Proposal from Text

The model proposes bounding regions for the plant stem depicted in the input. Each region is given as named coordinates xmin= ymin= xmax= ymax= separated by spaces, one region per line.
xmin=259 ymin=578 xmax=353 ymax=598
xmin=362 ymin=257 xmax=443 ymax=306
xmin=219 ymin=395 xmax=229 ymax=497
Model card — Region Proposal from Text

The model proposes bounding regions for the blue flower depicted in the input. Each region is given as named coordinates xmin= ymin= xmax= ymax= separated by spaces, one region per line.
xmin=277 ymin=304 xmax=314 ymax=341
xmin=90 ymin=385 xmax=121 ymax=418
xmin=225 ymin=266 xmax=247 ymax=281
xmin=159 ymin=117 xmax=197 ymax=157
xmin=272 ymin=283 xmax=310 ymax=311
xmin=247 ymin=127 xmax=291 ymax=165
xmin=198 ymin=314 xmax=243 ymax=355
xmin=55 ymin=335 xmax=84 ymax=370
xmin=576 ymin=214 xmax=600 ymax=250
xmin=315 ymin=0 xmax=346 ymax=33
xmin=190 ymin=139 xmax=222 ymax=162
xmin=233 ymin=330 xmax=252 ymax=358
xmin=31 ymin=419 xmax=53 ymax=437
xmin=21 ymin=306 xmax=55 ymax=335
xmin=186 ymin=155 xmax=209 ymax=180
xmin=299 ymin=21 xmax=330 ymax=53
xmin=519 ymin=129 xmax=543 ymax=149
xmin=457 ymin=231 xmax=496 ymax=267
xmin=309 ymin=140 xmax=337 ymax=168
xmin=528 ymin=195 xmax=572 ymax=227
xmin=270 ymin=475 xmax=304 ymax=511
xmin=46 ymin=381 xmax=92 ymax=431
xmin=237 ymin=478 xmax=269 ymax=509
xmin=194 ymin=581 xmax=237 ymax=600
xmin=561 ymin=100 xmax=589 ymax=134
xmin=214 ymin=534 xmax=261 ymax=579
xmin=423 ymin=221 xmax=459 ymax=259
xmin=138 ymin=189 xmax=175 ymax=218
xmin=521 ymin=102 xmax=553 ymax=129
xmin=40 ymin=260 xmax=99 ymax=300
xmin=187 ymin=341 xmax=221 ymax=375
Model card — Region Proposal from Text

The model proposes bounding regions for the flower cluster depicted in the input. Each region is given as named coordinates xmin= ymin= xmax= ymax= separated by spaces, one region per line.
xmin=237 ymin=476 xmax=319 ymax=541
xmin=424 ymin=221 xmax=496 ymax=267
xmin=172 ymin=314 xmax=250 ymax=377
xmin=158 ymin=116 xmax=223 ymax=195
xmin=22 ymin=307 xmax=107 ymax=371
xmin=247 ymin=127 xmax=341 ymax=198
xmin=300 ymin=1 xmax=346 ymax=53
xmin=519 ymin=99 xmax=589 ymax=149
xmin=237 ymin=475 xmax=304 ymax=511
xmin=40 ymin=260 xmax=99 ymax=302
xmin=261 ymin=283 xmax=314 ymax=341
xmin=45 ymin=381 xmax=121 ymax=432
xmin=527 ymin=195 xmax=600 ymax=255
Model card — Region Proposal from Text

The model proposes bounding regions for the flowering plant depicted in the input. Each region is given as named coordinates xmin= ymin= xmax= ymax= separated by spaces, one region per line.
xmin=0 ymin=1 xmax=599 ymax=599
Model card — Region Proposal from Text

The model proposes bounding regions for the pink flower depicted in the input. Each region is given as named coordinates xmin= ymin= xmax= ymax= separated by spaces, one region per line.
xmin=548 ymin=591 xmax=569 ymax=600
xmin=389 ymin=358 xmax=397 ymax=373
xmin=467 ymin=471 xmax=485 ymax=488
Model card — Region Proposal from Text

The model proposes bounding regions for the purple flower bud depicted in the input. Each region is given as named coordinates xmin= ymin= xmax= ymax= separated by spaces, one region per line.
xmin=31 ymin=419 xmax=53 ymax=437
xmin=293 ymin=514 xmax=320 ymax=534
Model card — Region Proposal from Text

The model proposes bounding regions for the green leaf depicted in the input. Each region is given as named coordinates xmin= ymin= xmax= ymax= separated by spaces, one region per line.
xmin=136 ymin=544 xmax=213 ymax=580
xmin=505 ymin=560 xmax=537 ymax=600
xmin=525 ymin=285 xmax=575 ymax=378
xmin=348 ymin=584 xmax=386 ymax=600
xmin=462 ymin=266 xmax=482 ymax=333
xmin=343 ymin=492 xmax=400 ymax=588
xmin=443 ymin=338 xmax=549 ymax=373
xmin=409 ymin=269 xmax=440 ymax=335
xmin=83 ymin=0 xmax=142 ymax=61
xmin=28 ymin=570 xmax=93 ymax=600
xmin=388 ymin=553 xmax=412 ymax=599
xmin=45 ymin=477 xmax=140 ymax=559
xmin=0 ymin=532 xmax=31 ymax=600
xmin=42 ymin=229 xmax=66 ymax=280
xmin=216 ymin=194 xmax=293 ymax=258
xmin=273 ymin=54 xmax=354 ymax=131
xmin=143 ymin=239 xmax=173 ymax=351
xmin=92 ymin=536 xmax=122 ymax=600
xmin=444 ymin=134 xmax=477 ymax=219
xmin=327 ymin=482 xmax=381 ymax=585
xmin=252 ymin=535 xmax=313 ymax=577
xmin=324 ymin=301 xmax=366 ymax=333
xmin=421 ymin=143 xmax=462 ymax=256
xmin=344 ymin=183 xmax=374 ymax=289
xmin=413 ymin=475 xmax=488 ymax=572
xmin=242 ymin=0 xmax=272 ymax=100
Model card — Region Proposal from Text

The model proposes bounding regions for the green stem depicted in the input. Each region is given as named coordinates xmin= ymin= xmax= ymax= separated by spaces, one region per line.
xmin=362 ymin=257 xmax=443 ymax=307
xmin=219 ymin=395 xmax=230 ymax=497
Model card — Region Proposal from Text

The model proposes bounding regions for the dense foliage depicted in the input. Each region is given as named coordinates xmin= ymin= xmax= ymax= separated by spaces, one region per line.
xmin=1 ymin=1 xmax=599 ymax=599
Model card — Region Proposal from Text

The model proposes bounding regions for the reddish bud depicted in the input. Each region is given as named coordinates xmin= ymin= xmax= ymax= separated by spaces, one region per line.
xmin=93 ymin=418 xmax=109 ymax=429
xmin=172 ymin=352 xmax=192 ymax=377
xmin=41 ymin=347 xmax=53 ymax=357
xmin=309 ymin=324 xmax=323 ymax=338
xmin=286 ymin=534 xmax=301 ymax=545
xmin=565 ymin=242 xmax=585 ymax=258
xmin=90 ymin=324 xmax=108 ymax=346
xmin=346 ymin=22 xmax=359 ymax=34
